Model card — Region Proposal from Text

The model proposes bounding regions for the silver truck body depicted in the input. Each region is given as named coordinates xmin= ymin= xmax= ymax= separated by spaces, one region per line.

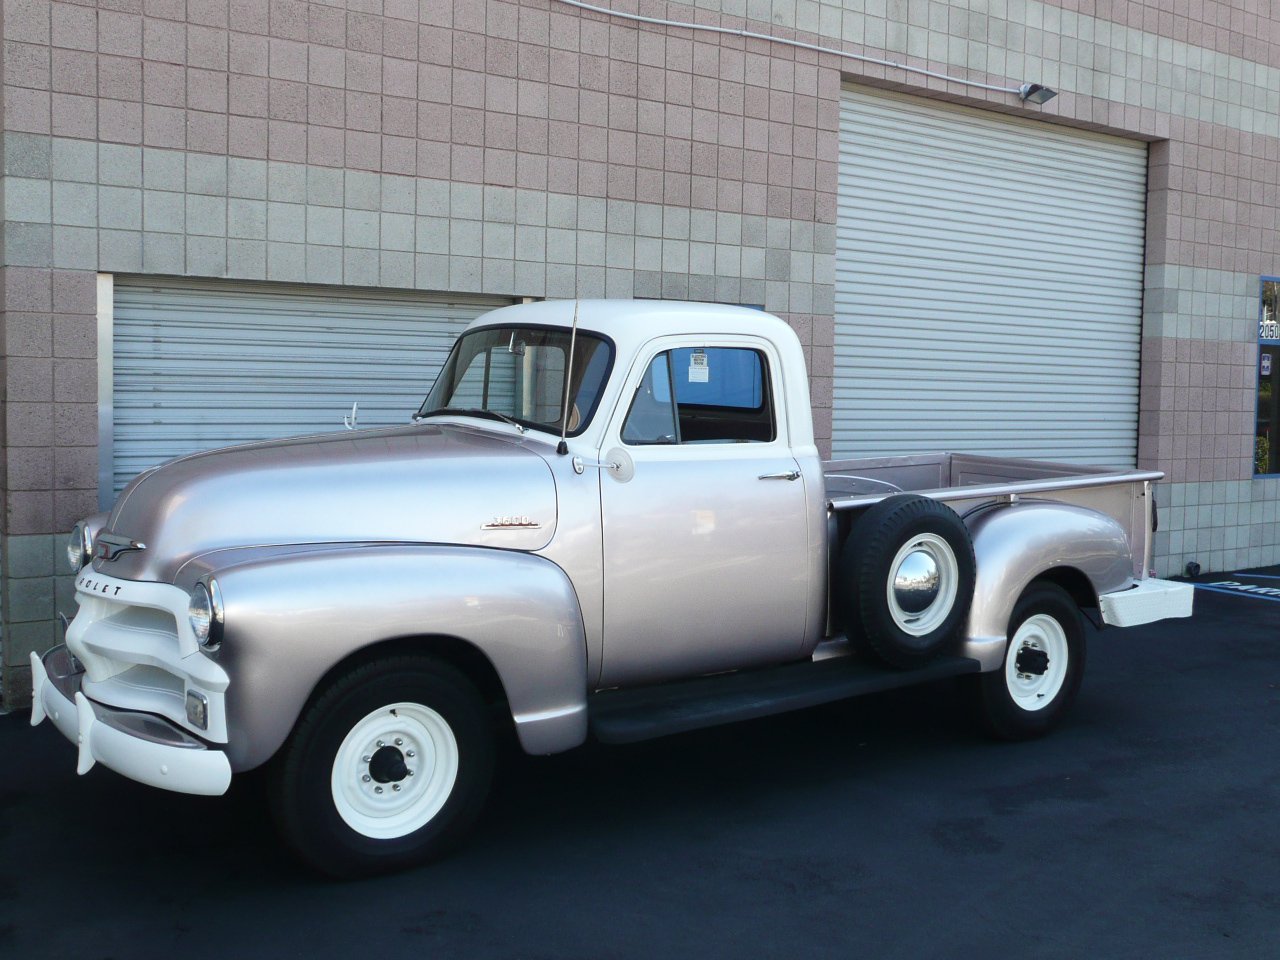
xmin=34 ymin=300 xmax=1193 ymax=800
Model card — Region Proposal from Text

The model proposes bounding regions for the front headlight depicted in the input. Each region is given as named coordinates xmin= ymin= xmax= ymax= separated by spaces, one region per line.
xmin=66 ymin=523 xmax=93 ymax=571
xmin=188 ymin=579 xmax=224 ymax=649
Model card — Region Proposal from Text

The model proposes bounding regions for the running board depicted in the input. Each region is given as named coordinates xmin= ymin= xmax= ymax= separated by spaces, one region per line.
xmin=588 ymin=655 xmax=982 ymax=744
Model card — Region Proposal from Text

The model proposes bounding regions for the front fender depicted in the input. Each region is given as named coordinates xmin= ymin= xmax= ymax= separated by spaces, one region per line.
xmin=206 ymin=545 xmax=588 ymax=770
xmin=962 ymin=501 xmax=1133 ymax=670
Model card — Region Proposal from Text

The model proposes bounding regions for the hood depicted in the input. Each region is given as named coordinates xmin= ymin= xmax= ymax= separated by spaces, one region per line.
xmin=95 ymin=423 xmax=558 ymax=582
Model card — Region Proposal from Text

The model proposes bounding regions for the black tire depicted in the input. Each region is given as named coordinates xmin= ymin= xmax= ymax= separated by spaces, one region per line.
xmin=970 ymin=582 xmax=1086 ymax=740
xmin=267 ymin=656 xmax=495 ymax=878
xmin=838 ymin=494 xmax=976 ymax=669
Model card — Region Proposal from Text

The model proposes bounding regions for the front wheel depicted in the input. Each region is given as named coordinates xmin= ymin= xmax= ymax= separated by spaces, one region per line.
xmin=268 ymin=656 xmax=495 ymax=878
xmin=970 ymin=583 xmax=1086 ymax=740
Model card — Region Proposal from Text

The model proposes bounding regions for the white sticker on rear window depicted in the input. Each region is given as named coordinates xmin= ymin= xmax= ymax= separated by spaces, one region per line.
xmin=688 ymin=350 xmax=709 ymax=383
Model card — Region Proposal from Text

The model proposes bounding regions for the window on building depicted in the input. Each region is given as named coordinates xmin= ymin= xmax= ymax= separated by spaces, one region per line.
xmin=621 ymin=347 xmax=775 ymax=445
xmin=1254 ymin=278 xmax=1280 ymax=474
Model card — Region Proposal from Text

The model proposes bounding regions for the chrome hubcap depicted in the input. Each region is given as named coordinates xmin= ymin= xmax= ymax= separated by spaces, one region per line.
xmin=892 ymin=550 xmax=940 ymax=613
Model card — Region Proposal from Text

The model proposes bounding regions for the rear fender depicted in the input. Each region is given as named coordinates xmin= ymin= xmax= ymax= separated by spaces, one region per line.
xmin=962 ymin=501 xmax=1132 ymax=670
xmin=206 ymin=545 xmax=588 ymax=769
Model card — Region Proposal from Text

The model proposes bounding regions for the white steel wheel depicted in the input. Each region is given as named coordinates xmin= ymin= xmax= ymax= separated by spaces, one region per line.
xmin=971 ymin=582 xmax=1086 ymax=741
xmin=1002 ymin=613 xmax=1069 ymax=712
xmin=268 ymin=656 xmax=495 ymax=878
xmin=330 ymin=702 xmax=460 ymax=840
xmin=884 ymin=533 xmax=960 ymax=637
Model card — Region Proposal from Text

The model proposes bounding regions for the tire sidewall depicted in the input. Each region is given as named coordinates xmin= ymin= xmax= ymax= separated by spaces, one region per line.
xmin=981 ymin=584 xmax=1087 ymax=740
xmin=271 ymin=660 xmax=494 ymax=877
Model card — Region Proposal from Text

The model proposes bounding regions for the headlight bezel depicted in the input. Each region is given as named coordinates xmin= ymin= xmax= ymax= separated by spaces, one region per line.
xmin=188 ymin=579 xmax=225 ymax=650
xmin=66 ymin=522 xmax=93 ymax=572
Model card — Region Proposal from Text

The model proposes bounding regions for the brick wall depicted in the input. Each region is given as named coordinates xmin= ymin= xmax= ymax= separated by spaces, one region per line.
xmin=1 ymin=0 xmax=1278 ymax=705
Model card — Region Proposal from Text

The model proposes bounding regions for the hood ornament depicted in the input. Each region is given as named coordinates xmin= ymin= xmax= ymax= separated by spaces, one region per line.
xmin=95 ymin=532 xmax=147 ymax=561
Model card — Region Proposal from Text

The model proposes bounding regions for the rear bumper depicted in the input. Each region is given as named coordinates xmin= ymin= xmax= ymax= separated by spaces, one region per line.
xmin=1099 ymin=577 xmax=1195 ymax=627
xmin=30 ymin=645 xmax=231 ymax=796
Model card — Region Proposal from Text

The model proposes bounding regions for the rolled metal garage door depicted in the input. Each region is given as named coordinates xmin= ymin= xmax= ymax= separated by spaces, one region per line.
xmin=109 ymin=277 xmax=508 ymax=496
xmin=835 ymin=87 xmax=1148 ymax=466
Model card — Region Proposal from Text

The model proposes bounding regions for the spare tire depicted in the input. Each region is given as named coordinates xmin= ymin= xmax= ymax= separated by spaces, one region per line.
xmin=838 ymin=494 xmax=976 ymax=669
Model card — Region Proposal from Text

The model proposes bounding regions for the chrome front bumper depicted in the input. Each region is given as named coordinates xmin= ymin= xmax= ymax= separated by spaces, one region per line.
xmin=30 ymin=645 xmax=232 ymax=796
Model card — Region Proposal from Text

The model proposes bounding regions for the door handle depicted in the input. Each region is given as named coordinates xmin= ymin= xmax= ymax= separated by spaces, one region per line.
xmin=759 ymin=470 xmax=801 ymax=481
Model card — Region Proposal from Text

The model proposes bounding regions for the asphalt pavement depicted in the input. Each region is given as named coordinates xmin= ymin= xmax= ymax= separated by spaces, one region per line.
xmin=2 ymin=580 xmax=1278 ymax=959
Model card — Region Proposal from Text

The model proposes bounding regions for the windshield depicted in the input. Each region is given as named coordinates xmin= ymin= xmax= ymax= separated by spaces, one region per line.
xmin=418 ymin=326 xmax=613 ymax=436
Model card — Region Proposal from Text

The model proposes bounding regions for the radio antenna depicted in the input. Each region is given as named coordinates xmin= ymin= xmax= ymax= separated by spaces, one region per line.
xmin=556 ymin=300 xmax=579 ymax=455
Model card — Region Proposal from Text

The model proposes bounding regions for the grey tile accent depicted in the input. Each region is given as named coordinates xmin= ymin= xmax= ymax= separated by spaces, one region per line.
xmin=52 ymin=139 xmax=98 ymax=183
xmin=380 ymin=212 xmax=415 ymax=251
xmin=344 ymin=170 xmax=380 ymax=211
xmin=307 ymin=245 xmax=343 ymax=284
xmin=98 ymin=186 xmax=143 ymax=231
xmin=514 ymin=260 xmax=546 ymax=297
xmin=52 ymin=226 xmax=98 ymax=269
xmin=307 ymin=167 xmax=344 ymax=206
xmin=449 ymin=219 xmax=483 ymax=258
xmin=343 ymin=209 xmax=379 ymax=248
xmin=416 ymin=179 xmax=449 ymax=217
xmin=267 ymin=242 xmax=306 ymax=281
xmin=143 ymin=148 xmax=185 ymax=191
xmin=52 ymin=181 xmax=97 ymax=226
xmin=187 ymin=153 xmax=229 ymax=196
xmin=484 ymin=186 xmax=516 ymax=224
xmin=450 ymin=183 xmax=483 ymax=221
xmin=228 ymin=239 xmax=267 ymax=279
xmin=227 ymin=157 xmax=267 ymax=199
xmin=5 ymin=223 xmax=53 ymax=266
xmin=100 ymin=228 xmax=143 ymax=272
xmin=140 ymin=231 xmax=182 ymax=273
xmin=143 ymin=190 xmax=185 ymax=233
xmin=5 ymin=178 xmax=52 ymax=223
xmin=6 ymin=535 xmax=56 ymax=580
xmin=267 ymin=201 xmax=306 ymax=243
xmin=4 ymin=133 xmax=51 ymax=178
xmin=344 ymin=248 xmax=380 ymax=285
xmin=415 ymin=216 xmax=448 ymax=254
xmin=450 ymin=255 xmax=482 ymax=292
xmin=380 ymin=250 xmax=414 ymax=288
xmin=415 ymin=253 xmax=449 ymax=290
xmin=186 ymin=194 xmax=228 ymax=237
xmin=227 ymin=198 xmax=266 ymax=239
xmin=186 ymin=236 xmax=228 ymax=275
xmin=98 ymin=144 xmax=142 ymax=187
xmin=307 ymin=206 xmax=343 ymax=246
xmin=380 ymin=174 xmax=416 ymax=213
xmin=268 ymin=161 xmax=307 ymax=203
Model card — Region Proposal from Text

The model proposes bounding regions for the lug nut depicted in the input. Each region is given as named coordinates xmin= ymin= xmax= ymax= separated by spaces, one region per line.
xmin=362 ymin=774 xmax=371 ymax=782
xmin=375 ymin=786 xmax=384 ymax=794
xmin=392 ymin=784 xmax=401 ymax=792
xmin=395 ymin=738 xmax=403 ymax=746
xmin=376 ymin=740 xmax=385 ymax=747
xmin=362 ymin=755 xmax=371 ymax=763
xmin=406 ymin=750 xmax=415 ymax=758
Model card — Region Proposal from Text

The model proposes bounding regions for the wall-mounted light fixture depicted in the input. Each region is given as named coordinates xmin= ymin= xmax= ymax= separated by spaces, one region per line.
xmin=1018 ymin=83 xmax=1058 ymax=105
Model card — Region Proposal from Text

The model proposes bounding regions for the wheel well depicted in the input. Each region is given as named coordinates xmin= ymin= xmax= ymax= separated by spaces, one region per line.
xmin=1030 ymin=567 xmax=1099 ymax=616
xmin=311 ymin=635 xmax=509 ymax=710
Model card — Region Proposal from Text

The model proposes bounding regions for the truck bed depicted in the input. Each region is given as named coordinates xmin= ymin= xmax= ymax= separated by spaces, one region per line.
xmin=824 ymin=452 xmax=1163 ymax=511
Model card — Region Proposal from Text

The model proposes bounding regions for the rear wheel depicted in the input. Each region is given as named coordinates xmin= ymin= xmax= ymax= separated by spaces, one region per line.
xmin=971 ymin=583 xmax=1086 ymax=740
xmin=268 ymin=656 xmax=495 ymax=878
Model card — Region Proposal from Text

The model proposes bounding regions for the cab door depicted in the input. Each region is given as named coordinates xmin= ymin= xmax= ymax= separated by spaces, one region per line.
xmin=598 ymin=337 xmax=812 ymax=688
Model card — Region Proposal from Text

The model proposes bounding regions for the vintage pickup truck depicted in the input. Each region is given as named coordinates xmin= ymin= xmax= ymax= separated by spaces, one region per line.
xmin=34 ymin=299 xmax=1193 ymax=876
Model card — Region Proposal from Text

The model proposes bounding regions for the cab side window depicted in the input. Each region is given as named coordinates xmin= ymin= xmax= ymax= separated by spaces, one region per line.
xmin=621 ymin=347 xmax=775 ymax=445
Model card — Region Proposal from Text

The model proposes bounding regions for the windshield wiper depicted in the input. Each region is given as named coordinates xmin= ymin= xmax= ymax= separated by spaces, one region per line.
xmin=415 ymin=407 xmax=525 ymax=434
